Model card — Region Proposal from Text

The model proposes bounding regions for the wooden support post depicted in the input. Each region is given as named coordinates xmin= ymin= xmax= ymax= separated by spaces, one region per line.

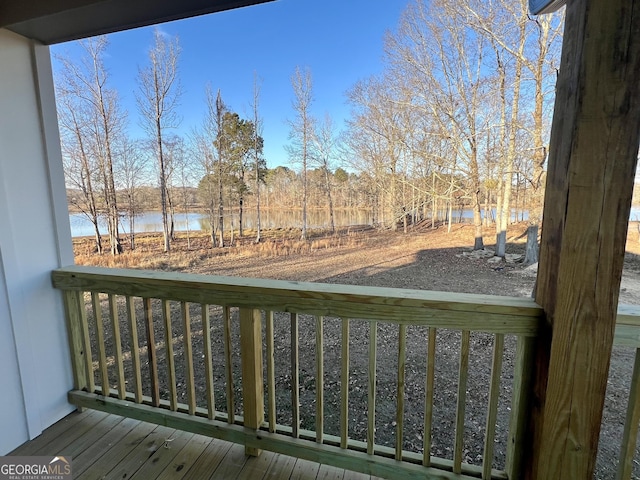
xmin=62 ymin=290 xmax=88 ymax=393
xmin=240 ymin=307 xmax=264 ymax=457
xmin=527 ymin=0 xmax=640 ymax=478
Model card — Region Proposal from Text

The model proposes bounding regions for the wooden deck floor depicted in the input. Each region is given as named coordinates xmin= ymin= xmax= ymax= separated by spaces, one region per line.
xmin=9 ymin=409 xmax=383 ymax=480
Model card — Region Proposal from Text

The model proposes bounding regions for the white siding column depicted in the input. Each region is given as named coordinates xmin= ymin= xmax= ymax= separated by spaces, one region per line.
xmin=0 ymin=29 xmax=74 ymax=453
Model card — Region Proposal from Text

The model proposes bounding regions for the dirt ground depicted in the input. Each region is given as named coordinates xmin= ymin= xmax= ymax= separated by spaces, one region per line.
xmin=75 ymin=221 xmax=640 ymax=479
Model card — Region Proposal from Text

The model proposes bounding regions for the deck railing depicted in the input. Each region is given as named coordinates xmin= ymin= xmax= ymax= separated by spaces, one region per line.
xmin=612 ymin=305 xmax=640 ymax=480
xmin=51 ymin=265 xmax=640 ymax=479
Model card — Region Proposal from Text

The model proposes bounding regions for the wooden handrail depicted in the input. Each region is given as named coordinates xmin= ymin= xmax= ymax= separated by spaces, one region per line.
xmin=52 ymin=265 xmax=542 ymax=335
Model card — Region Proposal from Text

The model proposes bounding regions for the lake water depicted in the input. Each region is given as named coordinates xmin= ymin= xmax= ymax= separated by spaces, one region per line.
xmin=68 ymin=209 xmax=375 ymax=238
xmin=67 ymin=206 xmax=537 ymax=238
xmin=69 ymin=206 xmax=640 ymax=238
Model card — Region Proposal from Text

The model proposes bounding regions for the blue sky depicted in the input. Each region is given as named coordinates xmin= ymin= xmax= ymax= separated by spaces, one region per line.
xmin=50 ymin=0 xmax=409 ymax=169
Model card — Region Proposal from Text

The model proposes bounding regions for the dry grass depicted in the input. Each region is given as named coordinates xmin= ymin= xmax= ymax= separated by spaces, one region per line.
xmin=73 ymin=220 xmax=640 ymax=274
xmin=73 ymin=227 xmax=370 ymax=271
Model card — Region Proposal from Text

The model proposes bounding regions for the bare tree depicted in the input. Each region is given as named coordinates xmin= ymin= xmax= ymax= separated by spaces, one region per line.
xmin=347 ymin=76 xmax=410 ymax=231
xmin=252 ymin=72 xmax=264 ymax=243
xmin=162 ymin=135 xmax=187 ymax=242
xmin=386 ymin=0 xmax=491 ymax=249
xmin=462 ymin=0 xmax=562 ymax=258
xmin=58 ymin=36 xmax=124 ymax=255
xmin=214 ymin=90 xmax=226 ymax=247
xmin=116 ymin=138 xmax=146 ymax=250
xmin=470 ymin=0 xmax=527 ymax=257
xmin=313 ymin=113 xmax=340 ymax=234
xmin=344 ymin=97 xmax=389 ymax=227
xmin=525 ymin=13 xmax=563 ymax=264
xmin=287 ymin=66 xmax=315 ymax=241
xmin=193 ymin=86 xmax=227 ymax=248
xmin=137 ymin=28 xmax=181 ymax=253
xmin=56 ymin=78 xmax=103 ymax=254
xmin=169 ymin=136 xmax=194 ymax=249
xmin=194 ymin=141 xmax=218 ymax=247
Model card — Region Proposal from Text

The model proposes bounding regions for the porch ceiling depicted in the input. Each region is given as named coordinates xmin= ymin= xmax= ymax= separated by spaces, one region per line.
xmin=0 ymin=0 xmax=275 ymax=45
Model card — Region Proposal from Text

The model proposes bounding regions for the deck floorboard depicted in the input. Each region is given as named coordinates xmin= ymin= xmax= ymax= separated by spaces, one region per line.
xmin=10 ymin=410 xmax=378 ymax=479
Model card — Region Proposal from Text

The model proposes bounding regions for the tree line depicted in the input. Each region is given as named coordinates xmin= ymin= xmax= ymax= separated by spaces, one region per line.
xmin=57 ymin=0 xmax=564 ymax=260
xmin=342 ymin=0 xmax=563 ymax=262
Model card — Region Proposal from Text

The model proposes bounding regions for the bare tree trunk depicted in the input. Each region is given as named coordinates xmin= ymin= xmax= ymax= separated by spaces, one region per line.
xmin=137 ymin=29 xmax=180 ymax=253
xmin=217 ymin=94 xmax=225 ymax=248
xmin=514 ymin=172 xmax=520 ymax=223
xmin=80 ymin=132 xmax=103 ymax=254
xmin=497 ymin=18 xmax=526 ymax=258
xmin=185 ymin=220 xmax=191 ymax=249
xmin=209 ymin=207 xmax=217 ymax=248
xmin=301 ymin=153 xmax=308 ymax=240
xmin=255 ymin=179 xmax=262 ymax=243
xmin=239 ymin=196 xmax=244 ymax=237
xmin=472 ymin=189 xmax=484 ymax=250
xmin=102 ymin=123 xmax=121 ymax=256
xmin=252 ymin=73 xmax=263 ymax=244
xmin=470 ymin=141 xmax=484 ymax=250
xmin=167 ymin=185 xmax=176 ymax=241
xmin=289 ymin=67 xmax=313 ymax=241
xmin=526 ymin=16 xmax=555 ymax=263
xmin=128 ymin=196 xmax=135 ymax=250
xmin=402 ymin=207 xmax=408 ymax=233
xmin=484 ymin=187 xmax=492 ymax=227
xmin=218 ymin=179 xmax=224 ymax=248
xmin=323 ymin=167 xmax=335 ymax=234
xmin=524 ymin=224 xmax=539 ymax=265
xmin=494 ymin=51 xmax=507 ymax=257
xmin=157 ymin=116 xmax=170 ymax=252
xmin=431 ymin=171 xmax=437 ymax=229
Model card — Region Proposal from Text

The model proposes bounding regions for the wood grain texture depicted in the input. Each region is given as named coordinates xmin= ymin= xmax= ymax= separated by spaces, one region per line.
xmin=162 ymin=299 xmax=178 ymax=411
xmin=266 ymin=310 xmax=276 ymax=433
xmin=126 ymin=296 xmax=143 ymax=403
xmin=396 ymin=324 xmax=407 ymax=461
xmin=201 ymin=304 xmax=215 ymax=419
xmin=91 ymin=292 xmax=109 ymax=394
xmin=75 ymin=421 xmax=159 ymax=480
xmin=239 ymin=308 xmax=264 ymax=456
xmin=506 ymin=336 xmax=536 ymax=479
xmin=108 ymin=294 xmax=126 ymax=400
xmin=367 ymin=321 xmax=377 ymax=456
xmin=52 ymin=265 xmax=542 ymax=335
xmin=291 ymin=312 xmax=300 ymax=439
xmin=423 ymin=327 xmax=436 ymax=467
xmin=181 ymin=302 xmax=196 ymax=415
xmin=143 ymin=297 xmax=160 ymax=407
xmin=52 ymin=267 xmax=639 ymax=342
xmin=341 ymin=318 xmax=350 ymax=450
xmin=482 ymin=334 xmax=504 ymax=479
xmin=530 ymin=0 xmax=640 ymax=478
xmin=316 ymin=315 xmax=324 ymax=444
xmin=222 ymin=306 xmax=235 ymax=424
xmin=67 ymin=390 xmax=493 ymax=480
xmin=63 ymin=290 xmax=88 ymax=392
xmin=453 ymin=330 xmax=470 ymax=474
